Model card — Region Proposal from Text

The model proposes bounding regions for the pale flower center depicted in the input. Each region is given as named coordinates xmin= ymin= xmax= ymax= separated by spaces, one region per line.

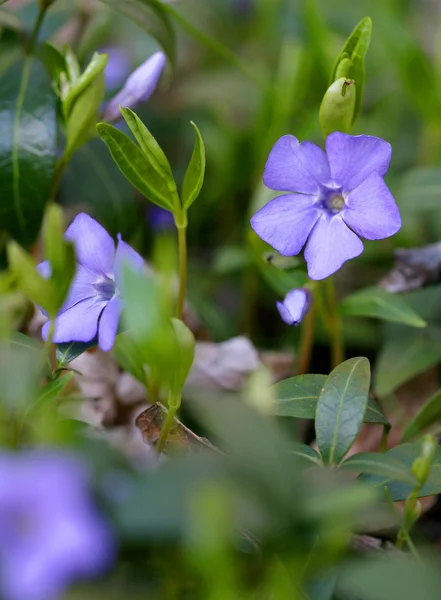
xmin=93 ymin=276 xmax=116 ymax=302
xmin=328 ymin=193 xmax=345 ymax=213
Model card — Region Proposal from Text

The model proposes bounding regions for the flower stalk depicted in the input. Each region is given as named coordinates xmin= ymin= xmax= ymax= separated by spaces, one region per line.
xmin=176 ymin=224 xmax=188 ymax=320
xmin=297 ymin=303 xmax=315 ymax=375
xmin=325 ymin=277 xmax=344 ymax=368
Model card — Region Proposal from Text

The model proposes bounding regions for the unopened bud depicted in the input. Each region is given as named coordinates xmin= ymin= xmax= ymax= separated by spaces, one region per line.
xmin=411 ymin=434 xmax=437 ymax=485
xmin=319 ymin=77 xmax=356 ymax=138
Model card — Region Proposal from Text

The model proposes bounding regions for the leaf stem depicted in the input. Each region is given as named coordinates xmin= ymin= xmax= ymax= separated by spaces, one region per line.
xmin=176 ymin=224 xmax=187 ymax=320
xmin=325 ymin=277 xmax=344 ymax=368
xmin=156 ymin=393 xmax=181 ymax=454
xmin=27 ymin=3 xmax=49 ymax=54
xmin=297 ymin=303 xmax=315 ymax=375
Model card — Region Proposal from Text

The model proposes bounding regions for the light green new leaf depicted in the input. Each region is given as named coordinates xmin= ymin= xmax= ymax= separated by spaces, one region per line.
xmin=315 ymin=357 xmax=371 ymax=465
xmin=113 ymin=331 xmax=147 ymax=386
xmin=121 ymin=107 xmax=179 ymax=206
xmin=182 ymin=121 xmax=206 ymax=211
xmin=170 ymin=318 xmax=195 ymax=395
xmin=97 ymin=123 xmax=176 ymax=211
xmin=339 ymin=287 xmax=426 ymax=328
xmin=402 ymin=390 xmax=441 ymax=441
xmin=63 ymin=52 xmax=108 ymax=118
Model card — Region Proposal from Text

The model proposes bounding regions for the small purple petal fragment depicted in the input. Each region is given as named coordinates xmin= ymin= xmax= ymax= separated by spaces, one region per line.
xmin=102 ymin=47 xmax=131 ymax=90
xmin=147 ymin=205 xmax=175 ymax=232
xmin=277 ymin=288 xmax=312 ymax=326
xmin=305 ymin=215 xmax=364 ymax=280
xmin=65 ymin=213 xmax=115 ymax=277
xmin=98 ymin=297 xmax=123 ymax=352
xmin=263 ymin=135 xmax=331 ymax=194
xmin=326 ymin=132 xmax=392 ymax=192
xmin=250 ymin=194 xmax=320 ymax=256
xmin=47 ymin=298 xmax=107 ymax=344
xmin=343 ymin=172 xmax=401 ymax=240
xmin=103 ymin=52 xmax=166 ymax=122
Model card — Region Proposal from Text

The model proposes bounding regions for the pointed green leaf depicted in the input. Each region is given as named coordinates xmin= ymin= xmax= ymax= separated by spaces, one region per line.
xmin=339 ymin=287 xmax=426 ymax=328
xmin=402 ymin=390 xmax=441 ymax=441
xmin=341 ymin=452 xmax=416 ymax=484
xmin=63 ymin=52 xmax=108 ymax=117
xmin=0 ymin=58 xmax=57 ymax=246
xmin=315 ymin=357 xmax=371 ymax=465
xmin=97 ymin=122 xmax=176 ymax=211
xmin=290 ymin=443 xmax=322 ymax=466
xmin=56 ymin=339 xmax=98 ymax=367
xmin=27 ymin=372 xmax=74 ymax=417
xmin=182 ymin=121 xmax=206 ymax=211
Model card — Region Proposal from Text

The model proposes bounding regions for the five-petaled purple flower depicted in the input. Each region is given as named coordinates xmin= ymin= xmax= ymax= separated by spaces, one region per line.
xmin=251 ymin=132 xmax=401 ymax=280
xmin=38 ymin=213 xmax=143 ymax=351
xmin=0 ymin=451 xmax=114 ymax=600
xmin=277 ymin=288 xmax=312 ymax=326
xmin=103 ymin=51 xmax=166 ymax=122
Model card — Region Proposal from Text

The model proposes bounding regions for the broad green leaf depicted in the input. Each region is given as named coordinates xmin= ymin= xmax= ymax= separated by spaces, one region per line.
xmin=315 ymin=357 xmax=371 ymax=465
xmin=339 ymin=287 xmax=426 ymax=328
xmin=182 ymin=121 xmax=206 ymax=211
xmin=113 ymin=332 xmax=147 ymax=386
xmin=99 ymin=0 xmax=176 ymax=67
xmin=56 ymin=339 xmax=98 ymax=367
xmin=97 ymin=123 xmax=176 ymax=211
xmin=374 ymin=326 xmax=441 ymax=398
xmin=402 ymin=390 xmax=441 ymax=441
xmin=63 ymin=52 xmax=108 ymax=117
xmin=275 ymin=374 xmax=389 ymax=425
xmin=0 ymin=58 xmax=57 ymax=246
xmin=360 ymin=442 xmax=441 ymax=501
xmin=121 ymin=107 xmax=179 ymax=204
xmin=399 ymin=167 xmax=441 ymax=212
xmin=340 ymin=452 xmax=415 ymax=484
xmin=330 ymin=16 xmax=372 ymax=122
xmin=38 ymin=42 xmax=67 ymax=83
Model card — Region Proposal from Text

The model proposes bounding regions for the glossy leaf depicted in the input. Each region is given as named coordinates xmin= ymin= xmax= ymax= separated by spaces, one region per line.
xmin=340 ymin=452 xmax=415 ymax=484
xmin=97 ymin=123 xmax=176 ymax=211
xmin=100 ymin=0 xmax=175 ymax=67
xmin=330 ymin=16 xmax=372 ymax=122
xmin=360 ymin=442 xmax=441 ymax=501
xmin=315 ymin=357 xmax=371 ymax=465
xmin=275 ymin=374 xmax=388 ymax=426
xmin=402 ymin=390 xmax=441 ymax=441
xmin=56 ymin=338 xmax=98 ymax=368
xmin=0 ymin=58 xmax=57 ymax=246
xmin=121 ymin=107 xmax=179 ymax=205
xmin=339 ymin=287 xmax=426 ymax=328
xmin=182 ymin=121 xmax=206 ymax=211
xmin=374 ymin=326 xmax=441 ymax=397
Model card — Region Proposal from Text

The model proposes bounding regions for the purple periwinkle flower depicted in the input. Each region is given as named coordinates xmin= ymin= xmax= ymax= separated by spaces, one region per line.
xmin=0 ymin=451 xmax=114 ymax=600
xmin=277 ymin=288 xmax=312 ymax=326
xmin=251 ymin=132 xmax=401 ymax=280
xmin=103 ymin=51 xmax=166 ymax=122
xmin=38 ymin=213 xmax=143 ymax=351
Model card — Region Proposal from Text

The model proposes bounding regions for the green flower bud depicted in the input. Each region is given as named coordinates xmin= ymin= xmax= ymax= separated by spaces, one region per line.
xmin=411 ymin=434 xmax=437 ymax=485
xmin=335 ymin=57 xmax=353 ymax=79
xmin=319 ymin=77 xmax=356 ymax=138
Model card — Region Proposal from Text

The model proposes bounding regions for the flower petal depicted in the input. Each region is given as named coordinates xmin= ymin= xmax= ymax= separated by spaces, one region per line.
xmin=98 ymin=297 xmax=123 ymax=351
xmin=305 ymin=215 xmax=364 ymax=280
xmin=113 ymin=234 xmax=144 ymax=290
xmin=250 ymin=194 xmax=320 ymax=256
xmin=43 ymin=298 xmax=107 ymax=344
xmin=342 ymin=172 xmax=401 ymax=240
xmin=65 ymin=213 xmax=115 ymax=277
xmin=263 ymin=135 xmax=332 ymax=193
xmin=277 ymin=288 xmax=312 ymax=326
xmin=326 ymin=132 xmax=392 ymax=192
xmin=103 ymin=52 xmax=166 ymax=122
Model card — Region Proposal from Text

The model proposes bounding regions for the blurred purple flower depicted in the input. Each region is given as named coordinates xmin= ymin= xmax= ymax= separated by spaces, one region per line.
xmin=38 ymin=213 xmax=143 ymax=351
xmin=147 ymin=205 xmax=175 ymax=232
xmin=0 ymin=451 xmax=114 ymax=600
xmin=277 ymin=288 xmax=312 ymax=326
xmin=102 ymin=47 xmax=131 ymax=90
xmin=251 ymin=132 xmax=401 ymax=280
xmin=103 ymin=52 xmax=166 ymax=122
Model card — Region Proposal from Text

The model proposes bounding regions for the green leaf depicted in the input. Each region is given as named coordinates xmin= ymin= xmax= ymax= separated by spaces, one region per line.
xmin=99 ymin=0 xmax=176 ymax=68
xmin=402 ymin=390 xmax=441 ymax=441
xmin=274 ymin=374 xmax=389 ymax=426
xmin=340 ymin=452 xmax=416 ymax=484
xmin=339 ymin=287 xmax=426 ymax=328
xmin=360 ymin=442 xmax=441 ymax=501
xmin=330 ymin=16 xmax=372 ymax=122
xmin=182 ymin=121 xmax=206 ymax=211
xmin=56 ymin=339 xmax=98 ymax=367
xmin=28 ymin=372 xmax=74 ymax=416
xmin=315 ymin=357 xmax=371 ymax=465
xmin=120 ymin=107 xmax=179 ymax=204
xmin=0 ymin=58 xmax=57 ymax=246
xmin=97 ymin=123 xmax=176 ymax=211
xmin=290 ymin=443 xmax=322 ymax=466
xmin=170 ymin=318 xmax=195 ymax=395
xmin=113 ymin=331 xmax=147 ymax=386
xmin=63 ymin=52 xmax=108 ymax=118
xmin=374 ymin=326 xmax=441 ymax=398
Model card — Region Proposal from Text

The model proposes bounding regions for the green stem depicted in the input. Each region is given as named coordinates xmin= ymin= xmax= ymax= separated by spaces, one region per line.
xmin=43 ymin=319 xmax=56 ymax=367
xmin=27 ymin=3 xmax=48 ymax=54
xmin=297 ymin=303 xmax=315 ymax=375
xmin=156 ymin=394 xmax=181 ymax=454
xmin=159 ymin=2 xmax=266 ymax=90
xmin=176 ymin=225 xmax=187 ymax=320
xmin=380 ymin=424 xmax=390 ymax=453
xmin=325 ymin=278 xmax=344 ymax=368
